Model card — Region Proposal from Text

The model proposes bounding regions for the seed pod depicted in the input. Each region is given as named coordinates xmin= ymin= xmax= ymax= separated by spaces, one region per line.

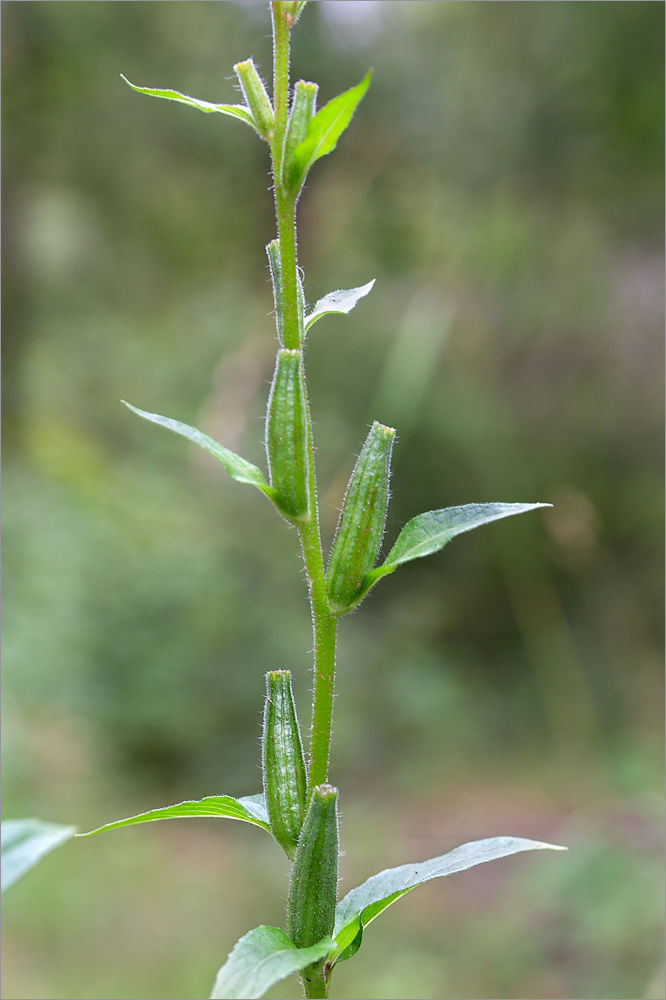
xmin=266 ymin=240 xmax=284 ymax=344
xmin=327 ymin=421 xmax=396 ymax=613
xmin=262 ymin=670 xmax=307 ymax=859
xmin=233 ymin=58 xmax=274 ymax=139
xmin=282 ymin=80 xmax=318 ymax=194
xmin=267 ymin=240 xmax=305 ymax=345
xmin=265 ymin=349 xmax=311 ymax=521
xmin=287 ymin=784 xmax=339 ymax=950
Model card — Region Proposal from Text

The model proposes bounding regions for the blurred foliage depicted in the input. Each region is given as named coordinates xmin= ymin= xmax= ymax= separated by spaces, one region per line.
xmin=2 ymin=2 xmax=664 ymax=999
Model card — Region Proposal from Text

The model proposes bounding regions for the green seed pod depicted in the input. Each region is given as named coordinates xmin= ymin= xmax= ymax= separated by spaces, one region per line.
xmin=266 ymin=238 xmax=305 ymax=345
xmin=233 ymin=58 xmax=274 ymax=139
xmin=262 ymin=670 xmax=307 ymax=859
xmin=282 ymin=80 xmax=318 ymax=194
xmin=266 ymin=349 xmax=311 ymax=521
xmin=287 ymin=784 xmax=339 ymax=950
xmin=266 ymin=239 xmax=284 ymax=344
xmin=327 ymin=421 xmax=396 ymax=614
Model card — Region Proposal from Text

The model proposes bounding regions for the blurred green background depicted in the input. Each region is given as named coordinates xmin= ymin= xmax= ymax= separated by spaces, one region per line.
xmin=2 ymin=2 xmax=664 ymax=998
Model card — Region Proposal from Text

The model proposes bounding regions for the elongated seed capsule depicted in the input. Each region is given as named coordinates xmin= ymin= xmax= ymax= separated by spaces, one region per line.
xmin=266 ymin=239 xmax=284 ymax=344
xmin=233 ymin=59 xmax=274 ymax=139
xmin=327 ymin=421 xmax=396 ymax=613
xmin=267 ymin=239 xmax=305 ymax=345
xmin=282 ymin=80 xmax=318 ymax=193
xmin=266 ymin=349 xmax=311 ymax=521
xmin=262 ymin=670 xmax=307 ymax=859
xmin=287 ymin=784 xmax=339 ymax=950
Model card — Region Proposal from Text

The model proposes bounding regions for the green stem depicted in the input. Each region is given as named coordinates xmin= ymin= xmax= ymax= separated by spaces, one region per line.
xmin=270 ymin=1 xmax=337 ymax=793
xmin=271 ymin=1 xmax=290 ymax=137
xmin=271 ymin=5 xmax=300 ymax=354
xmin=274 ymin=187 xmax=301 ymax=352
xmin=298 ymin=512 xmax=337 ymax=793
xmin=301 ymin=966 xmax=329 ymax=999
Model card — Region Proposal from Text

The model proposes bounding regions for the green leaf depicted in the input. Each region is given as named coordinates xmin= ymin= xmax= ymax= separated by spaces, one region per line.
xmin=1 ymin=819 xmax=77 ymax=892
xmin=209 ymin=925 xmax=334 ymax=1000
xmin=359 ymin=502 xmax=550 ymax=600
xmin=383 ymin=502 xmax=551 ymax=568
xmin=121 ymin=76 xmax=259 ymax=133
xmin=331 ymin=835 xmax=566 ymax=964
xmin=304 ymin=280 xmax=375 ymax=333
xmin=78 ymin=794 xmax=271 ymax=837
xmin=123 ymin=401 xmax=278 ymax=502
xmin=291 ymin=70 xmax=372 ymax=188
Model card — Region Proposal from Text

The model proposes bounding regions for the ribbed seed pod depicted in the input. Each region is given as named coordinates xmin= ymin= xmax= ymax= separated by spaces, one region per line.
xmin=266 ymin=240 xmax=284 ymax=344
xmin=233 ymin=59 xmax=274 ymax=139
xmin=282 ymin=80 xmax=318 ymax=193
xmin=287 ymin=784 xmax=339 ymax=950
xmin=327 ymin=421 xmax=396 ymax=613
xmin=266 ymin=349 xmax=311 ymax=521
xmin=266 ymin=239 xmax=305 ymax=345
xmin=262 ymin=670 xmax=307 ymax=859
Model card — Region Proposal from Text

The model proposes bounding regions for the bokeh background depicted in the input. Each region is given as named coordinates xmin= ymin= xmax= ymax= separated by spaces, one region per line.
xmin=2 ymin=2 xmax=664 ymax=999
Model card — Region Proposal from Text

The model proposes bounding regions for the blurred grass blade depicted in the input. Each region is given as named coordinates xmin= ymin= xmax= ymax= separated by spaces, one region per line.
xmin=1 ymin=819 xmax=77 ymax=892
xmin=360 ymin=502 xmax=551 ymax=599
xmin=304 ymin=280 xmax=375 ymax=333
xmin=209 ymin=925 xmax=334 ymax=1000
xmin=123 ymin=401 xmax=279 ymax=501
xmin=291 ymin=70 xmax=372 ymax=186
xmin=78 ymin=794 xmax=271 ymax=836
xmin=331 ymin=836 xmax=566 ymax=964
xmin=121 ymin=76 xmax=260 ymax=132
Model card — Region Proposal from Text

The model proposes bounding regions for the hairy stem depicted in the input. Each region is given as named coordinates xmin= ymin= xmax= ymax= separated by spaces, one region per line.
xmin=301 ymin=966 xmax=329 ymax=999
xmin=299 ymin=513 xmax=337 ymax=792
xmin=270 ymin=1 xmax=337 ymax=793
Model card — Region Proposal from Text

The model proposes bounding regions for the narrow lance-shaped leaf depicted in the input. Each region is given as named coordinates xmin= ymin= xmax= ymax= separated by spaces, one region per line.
xmin=121 ymin=76 xmax=260 ymax=133
xmin=304 ymin=280 xmax=375 ymax=333
xmin=1 ymin=819 xmax=77 ymax=892
xmin=356 ymin=502 xmax=551 ymax=605
xmin=331 ymin=835 xmax=566 ymax=965
xmin=77 ymin=794 xmax=271 ymax=837
xmin=123 ymin=401 xmax=279 ymax=504
xmin=209 ymin=925 xmax=334 ymax=1000
xmin=290 ymin=70 xmax=372 ymax=190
